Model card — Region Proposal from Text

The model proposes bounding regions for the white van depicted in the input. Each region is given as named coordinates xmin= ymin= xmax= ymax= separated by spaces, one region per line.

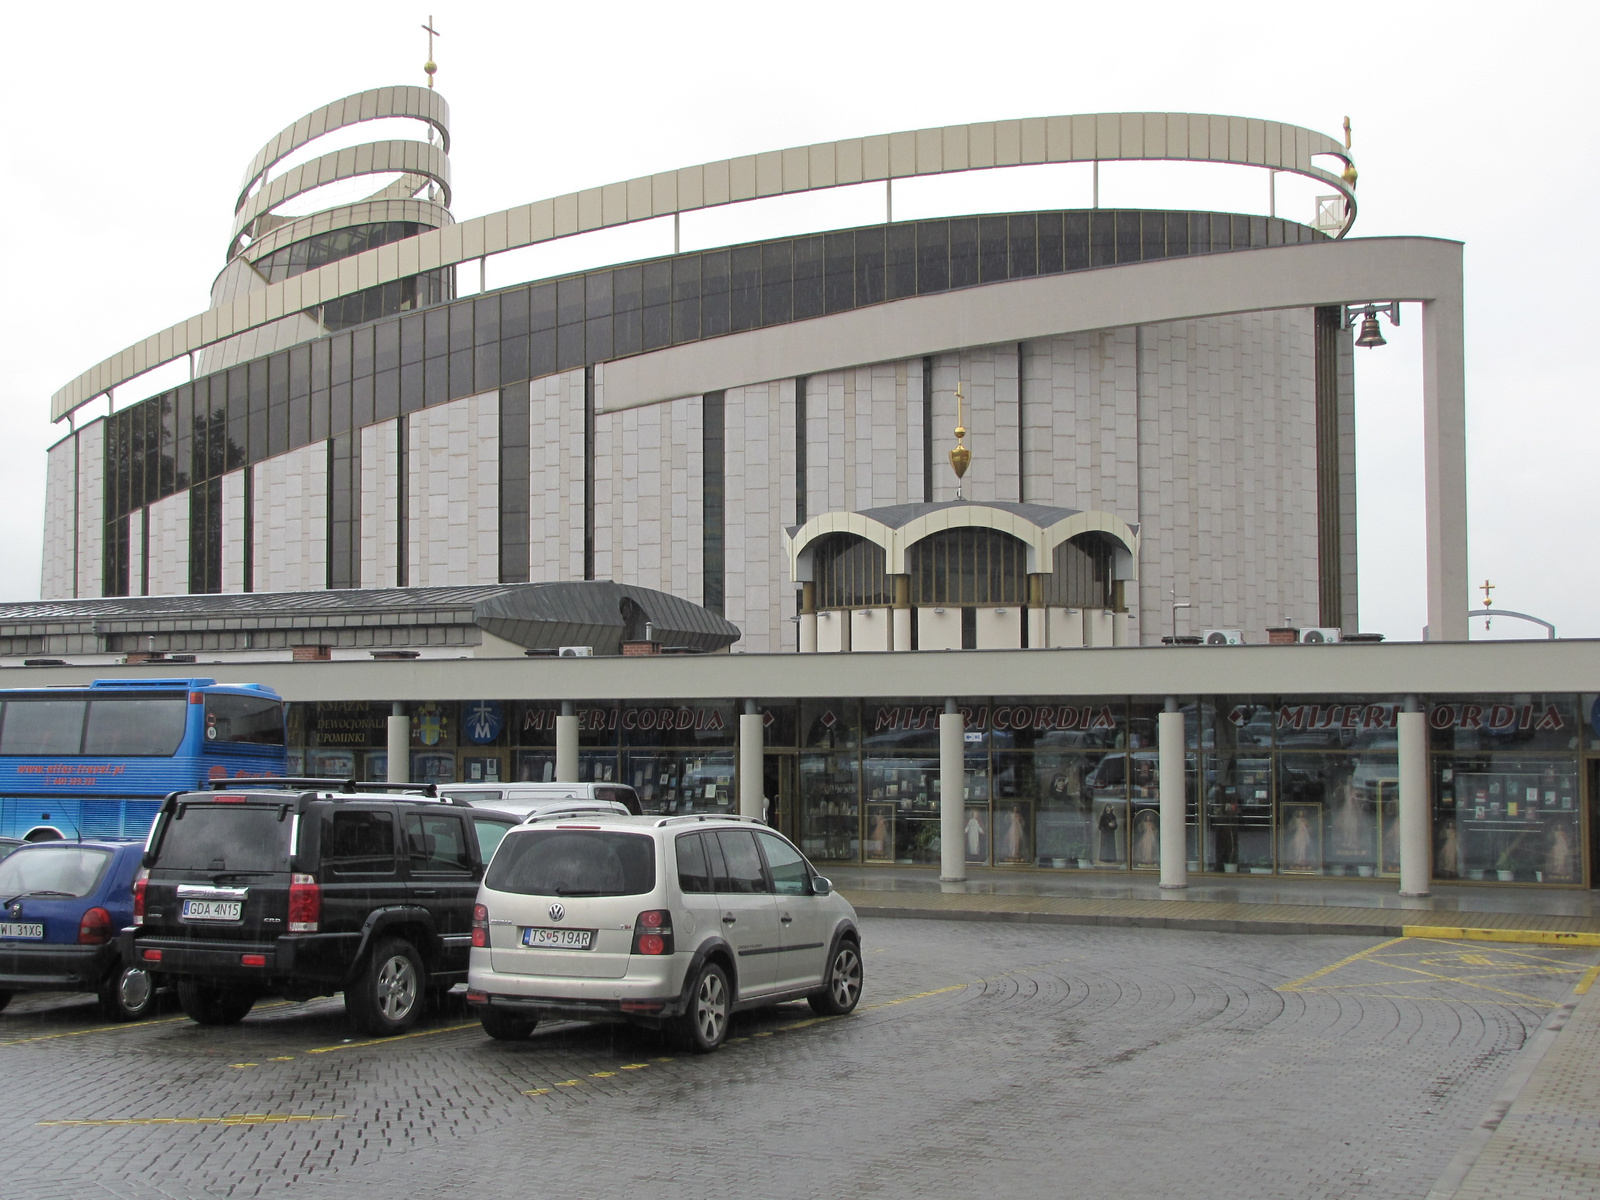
xmin=439 ymin=781 xmax=644 ymax=819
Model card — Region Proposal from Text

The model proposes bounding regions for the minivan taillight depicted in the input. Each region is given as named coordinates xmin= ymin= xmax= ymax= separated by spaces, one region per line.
xmin=288 ymin=873 xmax=321 ymax=932
xmin=131 ymin=869 xmax=148 ymax=925
xmin=471 ymin=903 xmax=488 ymax=947
xmin=78 ymin=906 xmax=113 ymax=945
xmin=631 ymin=909 xmax=674 ymax=956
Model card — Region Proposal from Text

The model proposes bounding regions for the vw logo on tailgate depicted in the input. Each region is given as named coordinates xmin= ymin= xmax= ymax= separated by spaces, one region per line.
xmin=548 ymin=903 xmax=565 ymax=922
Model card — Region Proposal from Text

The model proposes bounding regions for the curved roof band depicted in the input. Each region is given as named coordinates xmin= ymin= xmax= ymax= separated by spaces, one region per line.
xmin=52 ymin=108 xmax=1354 ymax=423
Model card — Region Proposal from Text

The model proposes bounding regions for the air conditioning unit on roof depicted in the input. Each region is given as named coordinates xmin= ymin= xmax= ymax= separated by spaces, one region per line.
xmin=1202 ymin=629 xmax=1245 ymax=646
xmin=1299 ymin=627 xmax=1342 ymax=644
xmin=558 ymin=646 xmax=594 ymax=657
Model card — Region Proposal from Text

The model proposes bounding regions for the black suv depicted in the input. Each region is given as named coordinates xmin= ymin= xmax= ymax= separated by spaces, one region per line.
xmin=120 ymin=779 xmax=522 ymax=1035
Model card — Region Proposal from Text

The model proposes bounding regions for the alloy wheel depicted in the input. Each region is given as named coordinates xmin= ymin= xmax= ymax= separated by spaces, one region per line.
xmin=829 ymin=946 xmax=862 ymax=1009
xmin=694 ymin=970 xmax=727 ymax=1043
xmin=376 ymin=954 xmax=419 ymax=1022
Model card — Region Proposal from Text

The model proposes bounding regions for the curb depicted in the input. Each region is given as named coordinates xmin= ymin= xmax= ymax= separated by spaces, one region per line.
xmin=853 ymin=905 xmax=1598 ymax=944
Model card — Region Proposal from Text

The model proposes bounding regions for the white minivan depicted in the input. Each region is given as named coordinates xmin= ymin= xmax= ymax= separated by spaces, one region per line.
xmin=440 ymin=782 xmax=644 ymax=819
xmin=466 ymin=813 xmax=862 ymax=1052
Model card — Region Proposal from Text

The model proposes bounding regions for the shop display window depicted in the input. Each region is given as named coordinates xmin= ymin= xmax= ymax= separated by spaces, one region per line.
xmin=1205 ymin=751 xmax=1273 ymax=873
xmin=1433 ymin=757 xmax=1579 ymax=883
xmin=623 ymin=751 xmax=736 ymax=814
xmin=1275 ymin=752 xmax=1397 ymax=877
xmin=800 ymin=753 xmax=859 ymax=861
xmin=802 ymin=700 xmax=859 ymax=751
xmin=1428 ymin=695 xmax=1580 ymax=755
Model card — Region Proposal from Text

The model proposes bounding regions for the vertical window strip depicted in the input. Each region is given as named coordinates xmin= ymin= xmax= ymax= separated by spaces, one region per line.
xmin=326 ymin=433 xmax=360 ymax=590
xmin=921 ymin=357 xmax=934 ymax=502
xmin=794 ymin=376 xmax=807 ymax=526
xmin=1313 ymin=305 xmax=1343 ymax=627
xmin=582 ymin=365 xmax=596 ymax=581
xmin=703 ymin=389 xmax=726 ymax=616
xmin=499 ymin=382 xmax=532 ymax=583
xmin=242 ymin=467 xmax=254 ymax=593
xmin=139 ymin=508 xmax=150 ymax=598
xmin=396 ymin=417 xmax=408 ymax=587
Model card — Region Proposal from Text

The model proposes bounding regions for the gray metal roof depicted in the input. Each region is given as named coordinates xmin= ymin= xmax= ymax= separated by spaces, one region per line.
xmin=0 ymin=584 xmax=740 ymax=654
xmin=849 ymin=500 xmax=1085 ymax=531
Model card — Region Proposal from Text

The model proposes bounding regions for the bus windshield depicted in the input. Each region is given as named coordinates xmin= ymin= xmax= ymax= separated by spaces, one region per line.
xmin=0 ymin=698 xmax=188 ymax=757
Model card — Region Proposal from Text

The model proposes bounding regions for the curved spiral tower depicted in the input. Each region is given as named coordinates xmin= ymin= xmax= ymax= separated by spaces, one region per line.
xmin=202 ymin=85 xmax=455 ymax=371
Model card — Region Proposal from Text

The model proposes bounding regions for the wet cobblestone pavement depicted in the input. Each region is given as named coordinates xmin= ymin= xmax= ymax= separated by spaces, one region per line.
xmin=2 ymin=920 xmax=1593 ymax=1200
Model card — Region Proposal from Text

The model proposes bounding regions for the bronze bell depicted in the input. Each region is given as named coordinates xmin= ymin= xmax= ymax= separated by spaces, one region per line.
xmin=1354 ymin=309 xmax=1386 ymax=348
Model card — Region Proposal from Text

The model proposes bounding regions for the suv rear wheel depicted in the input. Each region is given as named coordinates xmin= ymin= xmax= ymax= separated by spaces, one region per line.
xmin=345 ymin=937 xmax=424 ymax=1036
xmin=176 ymin=979 xmax=256 ymax=1025
xmin=672 ymin=960 xmax=730 ymax=1053
xmin=479 ymin=1008 xmax=538 ymax=1041
xmin=98 ymin=965 xmax=156 ymax=1022
xmin=808 ymin=938 xmax=863 ymax=1016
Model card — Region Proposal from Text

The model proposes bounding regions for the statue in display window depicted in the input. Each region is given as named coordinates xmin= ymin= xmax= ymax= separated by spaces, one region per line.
xmin=1547 ymin=824 xmax=1576 ymax=882
xmin=1096 ymin=805 xmax=1121 ymax=862
xmin=1132 ymin=809 xmax=1159 ymax=867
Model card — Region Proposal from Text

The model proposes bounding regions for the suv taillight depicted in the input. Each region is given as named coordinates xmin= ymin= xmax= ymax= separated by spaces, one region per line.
xmin=288 ymin=873 xmax=321 ymax=932
xmin=631 ymin=909 xmax=674 ymax=956
xmin=131 ymin=868 xmax=148 ymax=925
xmin=472 ymin=903 xmax=488 ymax=948
xmin=78 ymin=906 xmax=113 ymax=945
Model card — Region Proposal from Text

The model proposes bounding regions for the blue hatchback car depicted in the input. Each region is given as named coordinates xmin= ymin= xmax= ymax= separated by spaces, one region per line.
xmin=0 ymin=839 xmax=154 ymax=1020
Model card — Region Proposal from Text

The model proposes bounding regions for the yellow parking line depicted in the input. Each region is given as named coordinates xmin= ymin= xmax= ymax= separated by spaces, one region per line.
xmin=38 ymin=1113 xmax=344 ymax=1127
xmin=1280 ymin=937 xmax=1406 ymax=992
xmin=1575 ymin=963 xmax=1600 ymax=996
xmin=0 ymin=1014 xmax=192 ymax=1047
xmin=305 ymin=1021 xmax=477 ymax=1054
xmin=1402 ymin=926 xmax=1600 ymax=947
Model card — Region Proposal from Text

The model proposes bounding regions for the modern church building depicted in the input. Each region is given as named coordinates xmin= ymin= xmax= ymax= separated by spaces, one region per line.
xmin=22 ymin=85 xmax=1600 ymax=891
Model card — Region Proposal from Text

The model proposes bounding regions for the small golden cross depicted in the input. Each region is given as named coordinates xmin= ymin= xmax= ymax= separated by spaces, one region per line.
xmin=1481 ymin=579 xmax=1494 ymax=609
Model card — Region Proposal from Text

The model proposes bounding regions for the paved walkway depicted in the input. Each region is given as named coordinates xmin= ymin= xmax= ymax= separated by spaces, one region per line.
xmin=1426 ymin=968 xmax=1600 ymax=1199
xmin=832 ymin=866 xmax=1600 ymax=940
xmin=833 ymin=865 xmax=1600 ymax=1198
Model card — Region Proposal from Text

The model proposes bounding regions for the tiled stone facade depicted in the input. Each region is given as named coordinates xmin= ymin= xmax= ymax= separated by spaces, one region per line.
xmin=44 ymin=310 xmax=1343 ymax=651
xmin=74 ymin=421 xmax=104 ymax=601
xmin=254 ymin=443 xmax=328 ymax=593
xmin=594 ymin=390 xmax=703 ymax=606
xmin=360 ymin=418 xmax=400 ymax=589
xmin=146 ymin=491 xmax=189 ymax=596
xmin=530 ymin=369 xmax=587 ymax=583
xmin=406 ymin=389 xmax=500 ymax=587
xmin=41 ymin=435 xmax=75 ymax=599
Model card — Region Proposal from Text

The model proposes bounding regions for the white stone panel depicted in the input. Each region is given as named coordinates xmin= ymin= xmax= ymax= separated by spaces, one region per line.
xmin=530 ymin=370 xmax=588 ymax=582
xmin=723 ymin=383 xmax=784 ymax=651
xmin=254 ymin=442 xmax=328 ymax=592
xmin=407 ymin=390 xmax=500 ymax=587
xmin=74 ymin=421 xmax=104 ymax=599
xmin=220 ymin=469 xmax=247 ymax=593
xmin=917 ymin=606 xmax=961 ymax=651
xmin=975 ymin=606 xmax=1022 ymax=649
xmin=849 ymin=607 xmax=891 ymax=652
xmin=128 ymin=508 xmax=146 ymax=597
xmin=815 ymin=609 xmax=849 ymax=653
xmin=41 ymin=435 xmax=76 ymax=599
xmin=595 ymin=391 xmax=703 ymax=606
xmin=146 ymin=491 xmax=189 ymax=595
xmin=360 ymin=419 xmax=399 ymax=588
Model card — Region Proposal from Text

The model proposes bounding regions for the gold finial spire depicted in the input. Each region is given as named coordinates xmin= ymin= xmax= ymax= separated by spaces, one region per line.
xmin=1341 ymin=115 xmax=1358 ymax=188
xmin=949 ymin=381 xmax=971 ymax=499
xmin=1481 ymin=579 xmax=1494 ymax=609
xmin=422 ymin=16 xmax=440 ymax=88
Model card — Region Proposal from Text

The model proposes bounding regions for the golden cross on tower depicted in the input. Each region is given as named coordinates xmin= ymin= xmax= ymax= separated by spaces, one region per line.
xmin=949 ymin=381 xmax=971 ymax=500
xmin=422 ymin=16 xmax=441 ymax=88
xmin=1481 ymin=579 xmax=1495 ymax=608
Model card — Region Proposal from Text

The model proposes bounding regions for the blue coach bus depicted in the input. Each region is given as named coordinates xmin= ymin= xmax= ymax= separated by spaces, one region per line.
xmin=0 ymin=678 xmax=287 ymax=840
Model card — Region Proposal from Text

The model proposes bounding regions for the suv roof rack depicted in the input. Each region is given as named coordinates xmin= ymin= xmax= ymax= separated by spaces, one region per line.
xmin=517 ymin=804 xmax=633 ymax=825
xmin=348 ymin=781 xmax=439 ymax=798
xmin=651 ymin=813 xmax=768 ymax=828
xmin=207 ymin=776 xmax=357 ymax=791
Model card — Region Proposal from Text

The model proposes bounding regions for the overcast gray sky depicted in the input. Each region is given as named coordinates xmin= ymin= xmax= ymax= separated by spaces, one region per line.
xmin=3 ymin=1 xmax=1594 ymax=642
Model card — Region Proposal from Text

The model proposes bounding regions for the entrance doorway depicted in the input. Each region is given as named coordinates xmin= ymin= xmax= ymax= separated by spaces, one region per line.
xmin=765 ymin=755 xmax=797 ymax=841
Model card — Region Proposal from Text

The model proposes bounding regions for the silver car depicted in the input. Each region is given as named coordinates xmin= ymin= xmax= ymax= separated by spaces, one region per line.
xmin=466 ymin=814 xmax=862 ymax=1052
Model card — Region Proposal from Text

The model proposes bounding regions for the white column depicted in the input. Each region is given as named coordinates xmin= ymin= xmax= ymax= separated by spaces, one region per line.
xmin=555 ymin=700 xmax=579 ymax=783
xmin=939 ymin=703 xmax=966 ymax=883
xmin=739 ymin=703 xmax=765 ymax=821
xmin=1398 ymin=707 xmax=1431 ymax=897
xmin=1422 ymin=289 xmax=1469 ymax=641
xmin=1027 ymin=607 xmax=1046 ymax=650
xmin=1158 ymin=706 xmax=1187 ymax=889
xmin=799 ymin=613 xmax=817 ymax=653
xmin=893 ymin=607 xmax=912 ymax=652
xmin=386 ymin=705 xmax=410 ymax=784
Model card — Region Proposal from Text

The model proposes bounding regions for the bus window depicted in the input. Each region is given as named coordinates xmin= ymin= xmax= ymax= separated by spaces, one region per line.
xmin=83 ymin=699 xmax=187 ymax=756
xmin=205 ymin=694 xmax=286 ymax=746
xmin=0 ymin=700 xmax=86 ymax=755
